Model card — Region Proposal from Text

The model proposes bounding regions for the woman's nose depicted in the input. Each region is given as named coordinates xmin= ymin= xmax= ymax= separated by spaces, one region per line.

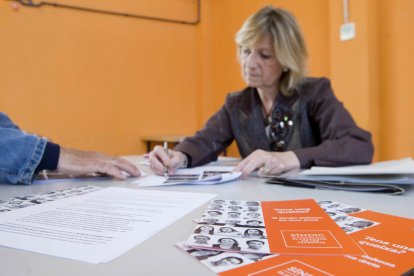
xmin=246 ymin=53 xmax=259 ymax=68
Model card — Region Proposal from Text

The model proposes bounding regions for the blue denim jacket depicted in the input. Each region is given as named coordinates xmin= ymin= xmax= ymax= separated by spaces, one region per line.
xmin=0 ymin=112 xmax=47 ymax=184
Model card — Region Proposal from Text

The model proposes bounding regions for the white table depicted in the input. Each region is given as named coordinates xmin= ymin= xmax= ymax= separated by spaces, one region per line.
xmin=1 ymin=157 xmax=413 ymax=276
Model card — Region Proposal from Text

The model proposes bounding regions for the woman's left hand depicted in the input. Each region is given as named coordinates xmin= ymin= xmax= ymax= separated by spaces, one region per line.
xmin=234 ymin=150 xmax=300 ymax=177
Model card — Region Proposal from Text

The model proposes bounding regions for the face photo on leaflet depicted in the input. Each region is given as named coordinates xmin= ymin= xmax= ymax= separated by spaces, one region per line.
xmin=198 ymin=217 xmax=225 ymax=226
xmin=224 ymin=219 xmax=241 ymax=226
xmin=212 ymin=237 xmax=241 ymax=251
xmin=236 ymin=220 xmax=265 ymax=228
xmin=245 ymin=240 xmax=266 ymax=250
xmin=188 ymin=248 xmax=223 ymax=260
xmin=242 ymin=228 xmax=266 ymax=239
xmin=192 ymin=234 xmax=211 ymax=245
xmin=201 ymin=252 xmax=254 ymax=273
xmin=216 ymin=226 xmax=242 ymax=237
xmin=194 ymin=225 xmax=215 ymax=235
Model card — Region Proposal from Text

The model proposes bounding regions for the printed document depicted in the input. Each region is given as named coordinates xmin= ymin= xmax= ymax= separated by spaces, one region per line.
xmin=300 ymin=157 xmax=414 ymax=175
xmin=134 ymin=166 xmax=241 ymax=187
xmin=0 ymin=187 xmax=216 ymax=263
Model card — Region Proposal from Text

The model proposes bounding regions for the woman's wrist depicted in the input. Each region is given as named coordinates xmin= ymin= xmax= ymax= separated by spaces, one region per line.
xmin=179 ymin=152 xmax=188 ymax=168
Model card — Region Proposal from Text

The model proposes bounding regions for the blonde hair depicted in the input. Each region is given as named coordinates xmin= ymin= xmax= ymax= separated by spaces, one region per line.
xmin=235 ymin=6 xmax=308 ymax=96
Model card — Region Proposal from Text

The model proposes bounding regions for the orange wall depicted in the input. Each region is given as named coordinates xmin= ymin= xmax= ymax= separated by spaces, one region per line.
xmin=328 ymin=0 xmax=380 ymax=159
xmin=327 ymin=0 xmax=414 ymax=160
xmin=0 ymin=0 xmax=199 ymax=155
xmin=377 ymin=0 xmax=414 ymax=160
xmin=1 ymin=0 xmax=413 ymax=160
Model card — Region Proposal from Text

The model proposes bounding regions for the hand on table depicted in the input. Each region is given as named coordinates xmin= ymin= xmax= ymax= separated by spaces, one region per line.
xmin=234 ymin=150 xmax=300 ymax=177
xmin=57 ymin=147 xmax=141 ymax=179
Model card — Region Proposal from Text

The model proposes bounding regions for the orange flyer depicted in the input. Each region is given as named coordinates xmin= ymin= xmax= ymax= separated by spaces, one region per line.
xmin=261 ymin=199 xmax=363 ymax=255
xmin=219 ymin=201 xmax=414 ymax=276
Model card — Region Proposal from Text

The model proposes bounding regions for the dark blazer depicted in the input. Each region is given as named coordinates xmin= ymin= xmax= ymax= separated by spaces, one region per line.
xmin=175 ymin=77 xmax=373 ymax=168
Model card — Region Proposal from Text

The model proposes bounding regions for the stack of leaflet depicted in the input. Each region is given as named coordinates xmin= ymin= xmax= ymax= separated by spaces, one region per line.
xmin=177 ymin=198 xmax=367 ymax=274
xmin=266 ymin=158 xmax=414 ymax=194
xmin=177 ymin=200 xmax=414 ymax=276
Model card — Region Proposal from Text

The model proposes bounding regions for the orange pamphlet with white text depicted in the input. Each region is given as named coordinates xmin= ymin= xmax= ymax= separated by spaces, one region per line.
xmin=185 ymin=199 xmax=363 ymax=256
xmin=261 ymin=199 xmax=363 ymax=255
xmin=219 ymin=202 xmax=414 ymax=276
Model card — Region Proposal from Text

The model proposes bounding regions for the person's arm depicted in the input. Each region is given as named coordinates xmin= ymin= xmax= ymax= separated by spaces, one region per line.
xmin=294 ymin=78 xmax=374 ymax=168
xmin=0 ymin=115 xmax=48 ymax=184
xmin=175 ymin=95 xmax=235 ymax=166
xmin=149 ymin=94 xmax=236 ymax=175
xmin=0 ymin=113 xmax=140 ymax=184
xmin=35 ymin=141 xmax=60 ymax=173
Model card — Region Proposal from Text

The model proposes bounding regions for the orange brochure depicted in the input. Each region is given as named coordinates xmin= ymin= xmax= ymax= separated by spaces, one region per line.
xmin=185 ymin=199 xmax=363 ymax=256
xmin=261 ymin=199 xmax=363 ymax=255
xmin=219 ymin=202 xmax=414 ymax=276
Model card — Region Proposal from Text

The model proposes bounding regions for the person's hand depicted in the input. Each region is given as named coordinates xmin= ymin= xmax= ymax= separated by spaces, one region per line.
xmin=149 ymin=146 xmax=187 ymax=175
xmin=234 ymin=150 xmax=300 ymax=177
xmin=57 ymin=147 xmax=141 ymax=179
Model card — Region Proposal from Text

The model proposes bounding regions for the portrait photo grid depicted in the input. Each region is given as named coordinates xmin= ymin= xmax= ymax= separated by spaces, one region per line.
xmin=176 ymin=241 xmax=274 ymax=274
xmin=0 ymin=186 xmax=101 ymax=213
xmin=185 ymin=199 xmax=271 ymax=254
xmin=163 ymin=170 xmax=234 ymax=185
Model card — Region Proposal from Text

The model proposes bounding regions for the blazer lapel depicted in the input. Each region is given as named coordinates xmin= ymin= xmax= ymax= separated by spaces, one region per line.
xmin=239 ymin=89 xmax=271 ymax=152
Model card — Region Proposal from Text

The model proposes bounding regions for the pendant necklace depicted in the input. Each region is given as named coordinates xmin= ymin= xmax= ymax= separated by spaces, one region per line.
xmin=262 ymin=101 xmax=276 ymax=126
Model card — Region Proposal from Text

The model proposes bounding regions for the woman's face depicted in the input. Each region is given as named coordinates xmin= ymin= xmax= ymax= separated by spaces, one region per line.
xmin=247 ymin=241 xmax=264 ymax=250
xmin=221 ymin=227 xmax=232 ymax=233
xmin=220 ymin=238 xmax=236 ymax=248
xmin=195 ymin=236 xmax=209 ymax=243
xmin=240 ymin=34 xmax=283 ymax=93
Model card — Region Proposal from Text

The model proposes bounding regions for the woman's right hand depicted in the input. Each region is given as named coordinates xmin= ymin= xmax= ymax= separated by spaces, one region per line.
xmin=149 ymin=146 xmax=187 ymax=175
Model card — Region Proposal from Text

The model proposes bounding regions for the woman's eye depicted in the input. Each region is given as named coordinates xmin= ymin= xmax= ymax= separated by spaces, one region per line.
xmin=260 ymin=54 xmax=271 ymax=59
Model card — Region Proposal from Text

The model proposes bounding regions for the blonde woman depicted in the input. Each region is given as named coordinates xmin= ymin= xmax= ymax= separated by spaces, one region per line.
xmin=150 ymin=6 xmax=373 ymax=177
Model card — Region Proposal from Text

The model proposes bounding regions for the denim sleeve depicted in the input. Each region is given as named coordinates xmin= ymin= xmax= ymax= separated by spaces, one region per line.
xmin=0 ymin=112 xmax=47 ymax=184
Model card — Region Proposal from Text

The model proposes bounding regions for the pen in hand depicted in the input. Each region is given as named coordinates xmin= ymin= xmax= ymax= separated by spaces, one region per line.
xmin=163 ymin=141 xmax=169 ymax=177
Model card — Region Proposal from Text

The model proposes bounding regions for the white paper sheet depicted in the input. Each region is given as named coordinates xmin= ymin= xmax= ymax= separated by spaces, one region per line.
xmin=300 ymin=158 xmax=414 ymax=175
xmin=0 ymin=187 xmax=216 ymax=263
xmin=134 ymin=166 xmax=241 ymax=187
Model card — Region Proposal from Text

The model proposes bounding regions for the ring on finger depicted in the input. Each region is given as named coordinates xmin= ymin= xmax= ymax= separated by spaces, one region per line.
xmin=262 ymin=167 xmax=270 ymax=174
